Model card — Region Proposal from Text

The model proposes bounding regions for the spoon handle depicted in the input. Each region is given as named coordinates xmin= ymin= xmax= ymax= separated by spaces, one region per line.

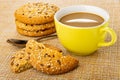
xmin=35 ymin=34 xmax=57 ymax=41
xmin=7 ymin=34 xmax=57 ymax=47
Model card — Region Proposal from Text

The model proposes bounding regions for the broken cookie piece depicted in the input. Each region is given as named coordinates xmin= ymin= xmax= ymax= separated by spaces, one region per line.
xmin=10 ymin=48 xmax=32 ymax=73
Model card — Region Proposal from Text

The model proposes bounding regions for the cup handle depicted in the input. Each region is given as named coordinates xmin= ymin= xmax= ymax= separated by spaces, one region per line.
xmin=98 ymin=27 xmax=117 ymax=47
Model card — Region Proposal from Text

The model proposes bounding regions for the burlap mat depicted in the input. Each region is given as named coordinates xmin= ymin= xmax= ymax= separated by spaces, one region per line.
xmin=0 ymin=0 xmax=120 ymax=80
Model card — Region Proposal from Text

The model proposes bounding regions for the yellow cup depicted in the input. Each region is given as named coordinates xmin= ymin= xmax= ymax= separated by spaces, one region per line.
xmin=54 ymin=5 xmax=117 ymax=55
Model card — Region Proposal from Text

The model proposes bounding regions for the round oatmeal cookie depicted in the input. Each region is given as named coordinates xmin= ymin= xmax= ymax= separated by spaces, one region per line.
xmin=15 ymin=2 xmax=59 ymax=24
xmin=30 ymin=48 xmax=79 ymax=75
xmin=17 ymin=27 xmax=56 ymax=37
xmin=15 ymin=20 xmax=55 ymax=31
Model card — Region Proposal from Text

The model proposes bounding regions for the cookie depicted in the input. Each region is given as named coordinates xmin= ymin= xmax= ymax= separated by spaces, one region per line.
xmin=17 ymin=27 xmax=56 ymax=37
xmin=15 ymin=2 xmax=59 ymax=24
xmin=30 ymin=48 xmax=78 ymax=75
xmin=10 ymin=48 xmax=32 ymax=73
xmin=15 ymin=20 xmax=55 ymax=31
xmin=26 ymin=40 xmax=79 ymax=74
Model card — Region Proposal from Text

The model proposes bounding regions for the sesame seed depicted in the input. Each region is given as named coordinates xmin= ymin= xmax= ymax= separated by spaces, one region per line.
xmin=11 ymin=56 xmax=15 ymax=59
xmin=52 ymin=69 xmax=55 ymax=71
xmin=46 ymin=68 xmax=49 ymax=70
xmin=37 ymin=12 xmax=41 ymax=14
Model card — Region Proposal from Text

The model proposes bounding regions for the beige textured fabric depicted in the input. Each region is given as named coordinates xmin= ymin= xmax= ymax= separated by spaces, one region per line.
xmin=0 ymin=0 xmax=120 ymax=79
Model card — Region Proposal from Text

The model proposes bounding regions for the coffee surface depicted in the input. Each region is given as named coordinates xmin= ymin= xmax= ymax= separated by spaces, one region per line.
xmin=60 ymin=12 xmax=104 ymax=27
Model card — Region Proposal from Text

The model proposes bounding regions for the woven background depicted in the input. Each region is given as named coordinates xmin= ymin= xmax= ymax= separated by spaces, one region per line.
xmin=0 ymin=0 xmax=120 ymax=80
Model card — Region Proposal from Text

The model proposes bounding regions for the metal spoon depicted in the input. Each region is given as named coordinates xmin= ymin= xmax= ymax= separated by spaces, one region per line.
xmin=7 ymin=34 xmax=57 ymax=47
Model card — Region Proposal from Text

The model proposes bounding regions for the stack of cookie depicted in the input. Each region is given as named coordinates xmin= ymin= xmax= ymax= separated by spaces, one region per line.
xmin=14 ymin=2 xmax=59 ymax=37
